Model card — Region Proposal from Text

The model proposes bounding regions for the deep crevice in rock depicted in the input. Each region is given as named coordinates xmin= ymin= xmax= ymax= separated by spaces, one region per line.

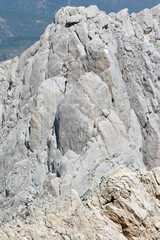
xmin=5 ymin=189 xmax=9 ymax=197
xmin=102 ymin=24 xmax=108 ymax=30
xmin=56 ymin=170 xmax=61 ymax=178
xmin=24 ymin=140 xmax=31 ymax=151
xmin=54 ymin=114 xmax=60 ymax=150
xmin=47 ymin=138 xmax=51 ymax=172
xmin=75 ymin=31 xmax=87 ymax=54
xmin=111 ymin=196 xmax=115 ymax=203
xmin=65 ymin=22 xmax=77 ymax=28
xmin=47 ymin=138 xmax=56 ymax=173
xmin=28 ymin=126 xmax=31 ymax=136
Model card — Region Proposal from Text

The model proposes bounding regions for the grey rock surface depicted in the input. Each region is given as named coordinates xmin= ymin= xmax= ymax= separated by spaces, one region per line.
xmin=0 ymin=4 xmax=160 ymax=235
xmin=1 ymin=167 xmax=160 ymax=239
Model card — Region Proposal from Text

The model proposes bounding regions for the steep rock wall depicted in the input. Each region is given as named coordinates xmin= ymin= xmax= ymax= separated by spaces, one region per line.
xmin=0 ymin=4 xmax=159 ymax=227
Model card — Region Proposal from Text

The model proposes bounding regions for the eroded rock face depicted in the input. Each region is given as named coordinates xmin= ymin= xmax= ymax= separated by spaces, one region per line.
xmin=0 ymin=4 xmax=160 ymax=238
xmin=1 ymin=168 xmax=160 ymax=239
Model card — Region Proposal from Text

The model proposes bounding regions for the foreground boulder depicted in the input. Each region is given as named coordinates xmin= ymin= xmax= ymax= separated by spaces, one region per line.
xmin=1 ymin=168 xmax=160 ymax=239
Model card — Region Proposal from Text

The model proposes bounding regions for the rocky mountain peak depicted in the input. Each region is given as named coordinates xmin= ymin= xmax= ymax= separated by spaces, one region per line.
xmin=0 ymin=4 xmax=160 ymax=239
xmin=54 ymin=5 xmax=100 ymax=25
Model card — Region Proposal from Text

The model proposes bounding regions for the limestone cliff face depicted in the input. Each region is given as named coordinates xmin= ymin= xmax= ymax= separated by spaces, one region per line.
xmin=0 ymin=4 xmax=160 ymax=239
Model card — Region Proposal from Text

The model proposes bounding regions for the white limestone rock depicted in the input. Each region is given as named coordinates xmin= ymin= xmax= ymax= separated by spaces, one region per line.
xmin=0 ymin=5 xmax=160 ymax=236
xmin=86 ymin=5 xmax=100 ymax=19
xmin=116 ymin=8 xmax=135 ymax=36
xmin=137 ymin=9 xmax=153 ymax=34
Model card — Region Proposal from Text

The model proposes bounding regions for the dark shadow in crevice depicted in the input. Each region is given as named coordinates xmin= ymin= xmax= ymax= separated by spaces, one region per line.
xmin=54 ymin=114 xmax=60 ymax=150
xmin=56 ymin=170 xmax=61 ymax=178
xmin=5 ymin=189 xmax=9 ymax=197
xmin=65 ymin=22 xmax=77 ymax=28
xmin=111 ymin=196 xmax=115 ymax=203
xmin=102 ymin=24 xmax=108 ymax=30
xmin=25 ymin=140 xmax=31 ymax=150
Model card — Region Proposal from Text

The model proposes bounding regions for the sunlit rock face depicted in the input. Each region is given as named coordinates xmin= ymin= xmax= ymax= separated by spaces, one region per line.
xmin=0 ymin=4 xmax=160 ymax=239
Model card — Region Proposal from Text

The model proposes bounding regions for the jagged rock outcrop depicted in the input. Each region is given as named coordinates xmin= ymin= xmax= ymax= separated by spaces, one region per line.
xmin=1 ymin=168 xmax=160 ymax=239
xmin=0 ymin=4 xmax=160 ymax=239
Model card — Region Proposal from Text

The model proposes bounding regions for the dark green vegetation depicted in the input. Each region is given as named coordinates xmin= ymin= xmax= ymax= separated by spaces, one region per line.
xmin=0 ymin=0 xmax=159 ymax=61
xmin=0 ymin=9 xmax=51 ymax=61
xmin=4 ymin=0 xmax=156 ymax=15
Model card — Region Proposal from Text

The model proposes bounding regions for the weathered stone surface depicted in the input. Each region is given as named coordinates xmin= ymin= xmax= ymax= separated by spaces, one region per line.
xmin=116 ymin=8 xmax=135 ymax=36
xmin=137 ymin=9 xmax=153 ymax=34
xmin=0 ymin=4 xmax=160 ymax=239
xmin=55 ymin=72 xmax=110 ymax=154
xmin=86 ymin=5 xmax=100 ymax=19
xmin=1 ymin=168 xmax=160 ymax=239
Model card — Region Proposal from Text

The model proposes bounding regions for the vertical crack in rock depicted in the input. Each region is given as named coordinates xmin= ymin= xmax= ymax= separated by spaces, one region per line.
xmin=54 ymin=113 xmax=60 ymax=152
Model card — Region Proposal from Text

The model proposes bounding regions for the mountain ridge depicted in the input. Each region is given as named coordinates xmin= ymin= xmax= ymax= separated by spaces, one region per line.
xmin=0 ymin=0 xmax=160 ymax=61
xmin=0 ymin=3 xmax=160 ymax=239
